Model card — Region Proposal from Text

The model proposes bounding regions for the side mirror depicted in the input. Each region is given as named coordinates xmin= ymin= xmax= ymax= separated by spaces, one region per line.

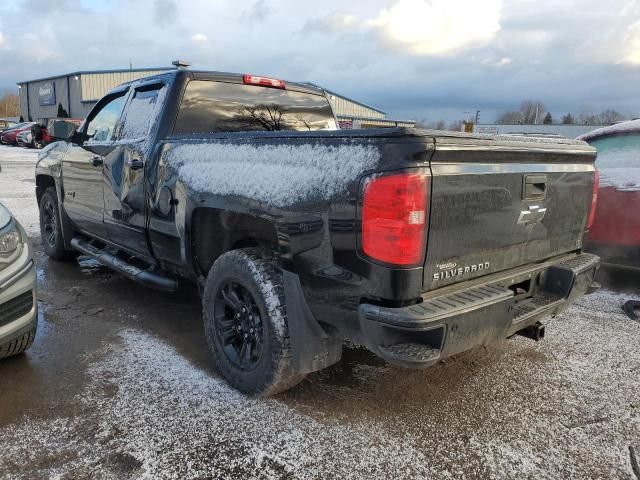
xmin=49 ymin=121 xmax=78 ymax=142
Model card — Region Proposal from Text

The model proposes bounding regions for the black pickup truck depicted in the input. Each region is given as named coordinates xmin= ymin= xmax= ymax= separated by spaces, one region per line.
xmin=35 ymin=69 xmax=600 ymax=395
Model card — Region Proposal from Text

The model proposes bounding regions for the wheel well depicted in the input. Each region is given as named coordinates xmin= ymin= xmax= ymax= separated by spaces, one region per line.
xmin=191 ymin=208 xmax=280 ymax=276
xmin=36 ymin=175 xmax=55 ymax=205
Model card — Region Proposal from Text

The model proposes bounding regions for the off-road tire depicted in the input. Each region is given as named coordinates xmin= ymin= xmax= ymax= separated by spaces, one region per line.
xmin=203 ymin=248 xmax=305 ymax=396
xmin=0 ymin=327 xmax=36 ymax=359
xmin=39 ymin=187 xmax=76 ymax=261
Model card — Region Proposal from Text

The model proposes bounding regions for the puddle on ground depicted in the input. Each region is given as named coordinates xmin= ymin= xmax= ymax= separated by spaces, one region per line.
xmin=36 ymin=267 xmax=47 ymax=283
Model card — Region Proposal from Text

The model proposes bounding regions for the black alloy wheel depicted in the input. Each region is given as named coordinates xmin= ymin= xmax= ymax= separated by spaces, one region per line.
xmin=41 ymin=195 xmax=58 ymax=249
xmin=214 ymin=280 xmax=264 ymax=371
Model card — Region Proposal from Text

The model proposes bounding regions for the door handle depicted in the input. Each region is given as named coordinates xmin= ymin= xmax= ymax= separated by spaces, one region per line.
xmin=126 ymin=159 xmax=144 ymax=171
xmin=91 ymin=156 xmax=103 ymax=167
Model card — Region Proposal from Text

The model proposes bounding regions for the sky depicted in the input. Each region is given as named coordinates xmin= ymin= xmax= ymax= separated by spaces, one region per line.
xmin=0 ymin=0 xmax=639 ymax=123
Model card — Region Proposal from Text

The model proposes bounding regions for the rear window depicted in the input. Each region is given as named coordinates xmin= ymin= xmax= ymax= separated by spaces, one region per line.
xmin=173 ymin=80 xmax=336 ymax=134
xmin=589 ymin=134 xmax=640 ymax=169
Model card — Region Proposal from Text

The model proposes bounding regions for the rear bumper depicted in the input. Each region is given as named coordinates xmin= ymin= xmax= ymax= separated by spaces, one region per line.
xmin=359 ymin=253 xmax=599 ymax=368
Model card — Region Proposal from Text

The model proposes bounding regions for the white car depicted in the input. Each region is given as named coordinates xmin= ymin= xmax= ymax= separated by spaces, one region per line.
xmin=0 ymin=202 xmax=37 ymax=358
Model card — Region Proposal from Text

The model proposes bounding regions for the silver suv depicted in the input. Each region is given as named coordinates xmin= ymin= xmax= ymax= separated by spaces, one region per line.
xmin=0 ymin=202 xmax=37 ymax=358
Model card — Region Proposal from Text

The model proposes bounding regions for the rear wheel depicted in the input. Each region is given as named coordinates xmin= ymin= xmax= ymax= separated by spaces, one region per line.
xmin=203 ymin=249 xmax=305 ymax=396
xmin=39 ymin=187 xmax=76 ymax=261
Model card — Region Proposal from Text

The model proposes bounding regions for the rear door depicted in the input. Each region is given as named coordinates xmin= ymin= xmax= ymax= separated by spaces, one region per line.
xmin=103 ymin=81 xmax=168 ymax=257
xmin=62 ymin=90 xmax=128 ymax=239
xmin=423 ymin=137 xmax=597 ymax=290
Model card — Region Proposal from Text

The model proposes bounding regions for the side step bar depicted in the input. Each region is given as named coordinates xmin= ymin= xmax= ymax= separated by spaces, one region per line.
xmin=70 ymin=237 xmax=178 ymax=292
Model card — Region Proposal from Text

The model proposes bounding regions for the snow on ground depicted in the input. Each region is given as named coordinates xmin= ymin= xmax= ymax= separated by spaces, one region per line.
xmin=0 ymin=144 xmax=39 ymax=235
xmin=166 ymin=142 xmax=380 ymax=207
xmin=1 ymin=290 xmax=639 ymax=479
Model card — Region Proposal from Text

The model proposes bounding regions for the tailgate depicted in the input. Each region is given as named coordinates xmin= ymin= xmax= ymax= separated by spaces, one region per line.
xmin=423 ymin=136 xmax=597 ymax=290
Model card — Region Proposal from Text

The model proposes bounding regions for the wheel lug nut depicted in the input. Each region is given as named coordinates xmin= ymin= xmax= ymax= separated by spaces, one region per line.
xmin=250 ymin=328 xmax=254 ymax=333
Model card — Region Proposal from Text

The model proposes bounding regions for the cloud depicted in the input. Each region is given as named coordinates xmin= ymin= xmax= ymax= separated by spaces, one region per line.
xmin=623 ymin=21 xmax=640 ymax=65
xmin=302 ymin=13 xmax=357 ymax=34
xmin=370 ymin=0 xmax=502 ymax=55
xmin=240 ymin=0 xmax=271 ymax=23
xmin=0 ymin=31 xmax=5 ymax=48
xmin=154 ymin=0 xmax=178 ymax=26
xmin=191 ymin=33 xmax=208 ymax=44
xmin=0 ymin=0 xmax=638 ymax=123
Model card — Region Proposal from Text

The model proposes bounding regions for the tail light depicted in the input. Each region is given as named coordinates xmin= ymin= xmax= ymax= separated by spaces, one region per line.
xmin=243 ymin=74 xmax=286 ymax=89
xmin=587 ymin=169 xmax=599 ymax=230
xmin=361 ymin=171 xmax=430 ymax=266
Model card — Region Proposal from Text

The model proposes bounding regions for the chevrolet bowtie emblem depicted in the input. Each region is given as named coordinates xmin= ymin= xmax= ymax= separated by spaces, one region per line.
xmin=517 ymin=205 xmax=547 ymax=225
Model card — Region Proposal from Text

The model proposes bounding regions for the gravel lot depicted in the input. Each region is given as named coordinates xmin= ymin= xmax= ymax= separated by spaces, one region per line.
xmin=0 ymin=144 xmax=638 ymax=479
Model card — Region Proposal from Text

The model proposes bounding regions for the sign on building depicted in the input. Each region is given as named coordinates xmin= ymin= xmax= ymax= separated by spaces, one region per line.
xmin=38 ymin=82 xmax=56 ymax=106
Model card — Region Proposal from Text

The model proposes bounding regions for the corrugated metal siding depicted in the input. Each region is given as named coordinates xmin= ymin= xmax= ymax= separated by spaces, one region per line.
xmin=473 ymin=124 xmax=607 ymax=138
xmin=328 ymin=95 xmax=385 ymax=119
xmin=69 ymin=76 xmax=85 ymax=119
xmin=80 ymin=71 xmax=169 ymax=102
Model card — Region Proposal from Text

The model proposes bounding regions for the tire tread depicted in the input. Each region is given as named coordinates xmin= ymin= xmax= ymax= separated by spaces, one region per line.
xmin=203 ymin=248 xmax=305 ymax=396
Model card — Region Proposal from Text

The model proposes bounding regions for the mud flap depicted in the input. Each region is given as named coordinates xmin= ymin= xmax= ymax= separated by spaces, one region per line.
xmin=282 ymin=270 xmax=342 ymax=374
xmin=624 ymin=300 xmax=640 ymax=321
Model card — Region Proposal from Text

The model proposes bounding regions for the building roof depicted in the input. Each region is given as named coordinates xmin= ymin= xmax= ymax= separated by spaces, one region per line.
xmin=336 ymin=114 xmax=415 ymax=124
xmin=17 ymin=67 xmax=175 ymax=85
xmin=302 ymin=82 xmax=386 ymax=115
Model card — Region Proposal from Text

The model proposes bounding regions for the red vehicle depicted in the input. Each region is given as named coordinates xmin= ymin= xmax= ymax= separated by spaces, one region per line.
xmin=0 ymin=122 xmax=35 ymax=145
xmin=579 ymin=120 xmax=640 ymax=269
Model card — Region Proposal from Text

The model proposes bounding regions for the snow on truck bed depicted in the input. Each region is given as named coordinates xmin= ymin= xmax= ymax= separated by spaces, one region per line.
xmin=166 ymin=142 xmax=380 ymax=207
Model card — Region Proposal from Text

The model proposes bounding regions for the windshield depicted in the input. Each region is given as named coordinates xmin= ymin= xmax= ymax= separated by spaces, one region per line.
xmin=589 ymin=134 xmax=640 ymax=169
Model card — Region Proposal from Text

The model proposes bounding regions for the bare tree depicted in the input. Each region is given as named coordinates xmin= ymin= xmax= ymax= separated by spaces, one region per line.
xmin=495 ymin=110 xmax=524 ymax=124
xmin=519 ymin=100 xmax=546 ymax=124
xmin=597 ymin=110 xmax=625 ymax=125
xmin=0 ymin=93 xmax=20 ymax=118
xmin=448 ymin=120 xmax=464 ymax=132
xmin=577 ymin=113 xmax=600 ymax=126
xmin=236 ymin=103 xmax=286 ymax=131
xmin=496 ymin=100 xmax=546 ymax=124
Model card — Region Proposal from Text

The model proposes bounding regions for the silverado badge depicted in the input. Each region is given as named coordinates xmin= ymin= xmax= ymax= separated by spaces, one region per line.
xmin=433 ymin=262 xmax=491 ymax=281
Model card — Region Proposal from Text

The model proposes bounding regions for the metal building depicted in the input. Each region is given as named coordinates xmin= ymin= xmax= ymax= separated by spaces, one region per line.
xmin=305 ymin=83 xmax=416 ymax=129
xmin=17 ymin=68 xmax=173 ymax=121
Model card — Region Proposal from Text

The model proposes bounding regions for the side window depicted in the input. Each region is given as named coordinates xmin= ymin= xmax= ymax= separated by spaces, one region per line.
xmin=120 ymin=84 xmax=167 ymax=140
xmin=85 ymin=93 xmax=127 ymax=143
